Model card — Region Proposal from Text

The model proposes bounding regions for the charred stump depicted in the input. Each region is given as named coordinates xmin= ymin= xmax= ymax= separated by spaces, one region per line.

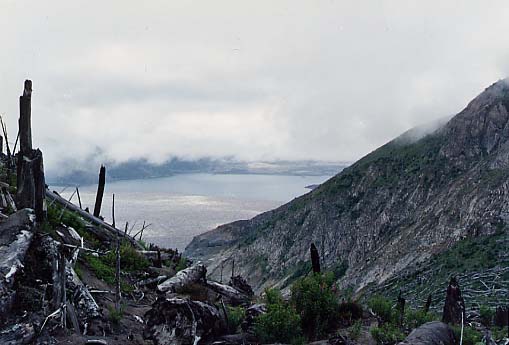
xmin=442 ymin=277 xmax=465 ymax=325
xmin=310 ymin=243 xmax=321 ymax=273
xmin=397 ymin=291 xmax=405 ymax=326
xmin=16 ymin=80 xmax=46 ymax=222
xmin=93 ymin=165 xmax=106 ymax=218
xmin=424 ymin=294 xmax=432 ymax=313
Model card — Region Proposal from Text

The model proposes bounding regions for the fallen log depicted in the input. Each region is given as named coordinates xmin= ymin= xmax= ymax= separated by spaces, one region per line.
xmin=66 ymin=265 xmax=102 ymax=332
xmin=46 ymin=190 xmax=143 ymax=250
xmin=157 ymin=262 xmax=206 ymax=294
xmin=0 ymin=323 xmax=35 ymax=345
xmin=205 ymin=281 xmax=251 ymax=307
xmin=0 ymin=209 xmax=35 ymax=320
xmin=144 ymin=297 xmax=227 ymax=345
xmin=397 ymin=321 xmax=455 ymax=345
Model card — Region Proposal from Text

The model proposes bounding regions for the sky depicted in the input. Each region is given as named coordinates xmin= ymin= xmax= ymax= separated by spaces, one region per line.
xmin=1 ymin=1 xmax=509 ymax=175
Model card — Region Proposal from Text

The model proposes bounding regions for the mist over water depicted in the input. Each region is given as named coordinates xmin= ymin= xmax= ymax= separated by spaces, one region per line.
xmin=52 ymin=173 xmax=331 ymax=250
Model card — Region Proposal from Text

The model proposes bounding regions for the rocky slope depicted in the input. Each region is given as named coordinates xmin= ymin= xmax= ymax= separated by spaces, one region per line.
xmin=186 ymin=78 xmax=509 ymax=294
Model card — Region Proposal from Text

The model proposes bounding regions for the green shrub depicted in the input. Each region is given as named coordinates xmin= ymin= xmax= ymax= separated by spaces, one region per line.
xmin=491 ymin=326 xmax=508 ymax=341
xmin=368 ymin=295 xmax=394 ymax=324
xmin=254 ymin=288 xmax=302 ymax=344
xmin=338 ymin=301 xmax=363 ymax=323
xmin=404 ymin=310 xmax=437 ymax=329
xmin=349 ymin=320 xmax=362 ymax=340
xmin=175 ymin=257 xmax=188 ymax=272
xmin=107 ymin=305 xmax=124 ymax=324
xmin=370 ymin=323 xmax=405 ymax=344
xmin=86 ymin=254 xmax=115 ymax=285
xmin=451 ymin=325 xmax=482 ymax=345
xmin=291 ymin=272 xmax=339 ymax=339
xmin=103 ymin=241 xmax=150 ymax=272
xmin=226 ymin=306 xmax=245 ymax=333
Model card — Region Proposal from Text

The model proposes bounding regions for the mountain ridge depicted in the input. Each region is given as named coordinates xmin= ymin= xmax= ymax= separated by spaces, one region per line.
xmin=185 ymin=78 xmax=509 ymax=294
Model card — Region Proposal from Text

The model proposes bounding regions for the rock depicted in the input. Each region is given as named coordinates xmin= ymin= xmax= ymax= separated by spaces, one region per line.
xmin=240 ymin=304 xmax=266 ymax=334
xmin=144 ymin=297 xmax=227 ymax=345
xmin=442 ymin=277 xmax=465 ymax=325
xmin=397 ymin=321 xmax=455 ymax=345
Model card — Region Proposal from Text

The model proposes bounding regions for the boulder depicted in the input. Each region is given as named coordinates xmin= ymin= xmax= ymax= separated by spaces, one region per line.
xmin=397 ymin=321 xmax=455 ymax=345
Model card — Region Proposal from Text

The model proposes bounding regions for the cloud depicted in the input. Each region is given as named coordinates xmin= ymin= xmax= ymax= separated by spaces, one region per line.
xmin=1 ymin=0 xmax=509 ymax=172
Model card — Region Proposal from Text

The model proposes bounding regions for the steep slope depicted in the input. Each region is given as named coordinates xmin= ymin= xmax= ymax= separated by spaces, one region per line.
xmin=185 ymin=79 xmax=509 ymax=293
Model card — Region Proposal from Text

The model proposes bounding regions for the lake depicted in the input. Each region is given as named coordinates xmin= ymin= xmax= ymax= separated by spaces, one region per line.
xmin=52 ymin=173 xmax=332 ymax=250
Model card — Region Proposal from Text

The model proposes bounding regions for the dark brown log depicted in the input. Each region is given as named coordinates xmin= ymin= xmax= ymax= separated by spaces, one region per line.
xmin=442 ymin=277 xmax=465 ymax=325
xmin=19 ymin=80 xmax=32 ymax=154
xmin=310 ymin=243 xmax=321 ymax=273
xmin=93 ymin=165 xmax=105 ymax=218
xmin=397 ymin=321 xmax=455 ymax=345
xmin=0 ymin=135 xmax=3 ymax=154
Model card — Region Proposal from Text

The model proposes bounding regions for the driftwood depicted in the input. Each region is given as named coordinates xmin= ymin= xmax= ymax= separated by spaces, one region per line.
xmin=0 ymin=209 xmax=35 ymax=319
xmin=93 ymin=165 xmax=105 ymax=218
xmin=144 ymin=297 xmax=227 ymax=345
xmin=138 ymin=275 xmax=168 ymax=287
xmin=0 ymin=323 xmax=35 ymax=345
xmin=206 ymin=281 xmax=251 ymax=306
xmin=397 ymin=321 xmax=455 ymax=345
xmin=157 ymin=262 xmax=207 ymax=294
xmin=46 ymin=190 xmax=143 ymax=249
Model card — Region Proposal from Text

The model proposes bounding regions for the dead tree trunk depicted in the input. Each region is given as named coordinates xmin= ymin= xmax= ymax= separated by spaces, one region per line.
xmin=93 ymin=165 xmax=106 ymax=218
xmin=310 ymin=243 xmax=321 ymax=273
xmin=16 ymin=80 xmax=46 ymax=222
xmin=442 ymin=277 xmax=465 ymax=325
xmin=19 ymin=80 xmax=32 ymax=155
xmin=424 ymin=294 xmax=432 ymax=313
xmin=397 ymin=291 xmax=405 ymax=327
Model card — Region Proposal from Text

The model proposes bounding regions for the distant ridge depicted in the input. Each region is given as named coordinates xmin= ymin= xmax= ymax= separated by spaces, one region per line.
xmin=186 ymin=78 xmax=509 ymax=295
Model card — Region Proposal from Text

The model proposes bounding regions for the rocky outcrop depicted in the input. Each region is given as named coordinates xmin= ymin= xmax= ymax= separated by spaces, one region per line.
xmin=186 ymin=78 xmax=509 ymax=293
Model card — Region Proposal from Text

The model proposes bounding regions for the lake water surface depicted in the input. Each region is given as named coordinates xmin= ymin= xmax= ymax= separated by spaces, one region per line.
xmin=52 ymin=173 xmax=332 ymax=250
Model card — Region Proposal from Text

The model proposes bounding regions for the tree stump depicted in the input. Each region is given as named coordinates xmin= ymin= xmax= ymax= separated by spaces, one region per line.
xmin=442 ymin=277 xmax=465 ymax=325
